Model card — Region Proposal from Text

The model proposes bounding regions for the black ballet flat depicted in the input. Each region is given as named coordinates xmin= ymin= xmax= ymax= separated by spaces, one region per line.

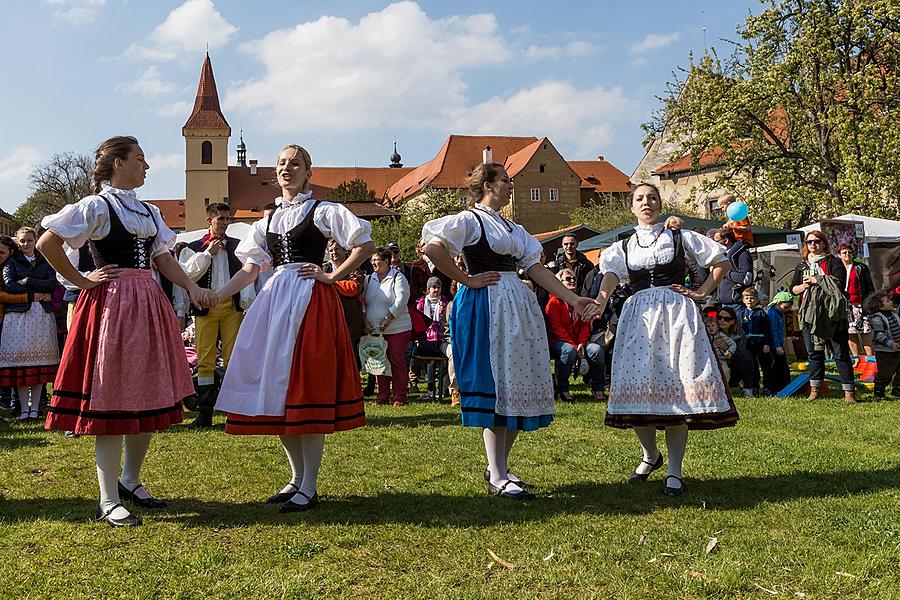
xmin=279 ymin=491 xmax=318 ymax=513
xmin=663 ymin=475 xmax=684 ymax=497
xmin=486 ymin=480 xmax=535 ymax=500
xmin=483 ymin=468 xmax=533 ymax=490
xmin=117 ymin=481 xmax=167 ymax=509
xmin=266 ymin=483 xmax=299 ymax=504
xmin=628 ymin=452 xmax=664 ymax=483
xmin=96 ymin=503 xmax=142 ymax=527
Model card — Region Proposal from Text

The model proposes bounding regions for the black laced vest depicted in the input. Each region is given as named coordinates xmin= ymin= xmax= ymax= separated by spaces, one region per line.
xmin=623 ymin=228 xmax=686 ymax=292
xmin=265 ymin=200 xmax=328 ymax=267
xmin=462 ymin=209 xmax=518 ymax=275
xmin=88 ymin=196 xmax=157 ymax=270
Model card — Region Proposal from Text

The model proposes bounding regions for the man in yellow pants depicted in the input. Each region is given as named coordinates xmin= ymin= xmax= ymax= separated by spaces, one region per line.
xmin=179 ymin=203 xmax=253 ymax=427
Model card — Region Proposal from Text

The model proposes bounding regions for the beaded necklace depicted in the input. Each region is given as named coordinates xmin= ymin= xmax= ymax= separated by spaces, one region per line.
xmin=110 ymin=193 xmax=151 ymax=219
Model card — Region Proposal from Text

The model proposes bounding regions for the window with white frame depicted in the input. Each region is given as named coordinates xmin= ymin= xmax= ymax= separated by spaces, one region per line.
xmin=549 ymin=188 xmax=559 ymax=202
xmin=530 ymin=188 xmax=540 ymax=202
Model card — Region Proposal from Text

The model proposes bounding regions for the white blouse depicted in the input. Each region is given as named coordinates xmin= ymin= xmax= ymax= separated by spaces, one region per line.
xmin=363 ymin=268 xmax=412 ymax=335
xmin=236 ymin=191 xmax=373 ymax=266
xmin=420 ymin=204 xmax=542 ymax=270
xmin=599 ymin=223 xmax=727 ymax=281
xmin=41 ymin=185 xmax=176 ymax=257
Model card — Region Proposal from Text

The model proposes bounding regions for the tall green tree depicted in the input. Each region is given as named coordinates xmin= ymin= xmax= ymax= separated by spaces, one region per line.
xmin=330 ymin=178 xmax=376 ymax=203
xmin=370 ymin=187 xmax=464 ymax=260
xmin=13 ymin=152 xmax=93 ymax=227
xmin=645 ymin=0 xmax=900 ymax=227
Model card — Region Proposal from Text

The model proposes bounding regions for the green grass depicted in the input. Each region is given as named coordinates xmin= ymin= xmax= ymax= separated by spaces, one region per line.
xmin=1 ymin=383 xmax=900 ymax=599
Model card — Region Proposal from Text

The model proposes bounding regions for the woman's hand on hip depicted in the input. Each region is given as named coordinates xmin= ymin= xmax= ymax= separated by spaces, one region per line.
xmin=82 ymin=264 xmax=122 ymax=289
xmin=299 ymin=263 xmax=333 ymax=284
xmin=465 ymin=272 xmax=500 ymax=288
xmin=670 ymin=284 xmax=706 ymax=302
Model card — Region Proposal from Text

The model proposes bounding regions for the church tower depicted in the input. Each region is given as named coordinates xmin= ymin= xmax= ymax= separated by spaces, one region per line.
xmin=183 ymin=53 xmax=230 ymax=230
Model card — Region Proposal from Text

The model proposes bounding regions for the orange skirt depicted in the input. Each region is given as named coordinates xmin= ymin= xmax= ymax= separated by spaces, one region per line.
xmin=224 ymin=282 xmax=365 ymax=435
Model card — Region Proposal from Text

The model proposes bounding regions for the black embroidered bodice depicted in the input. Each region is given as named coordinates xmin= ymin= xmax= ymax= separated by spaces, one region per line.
xmin=88 ymin=196 xmax=157 ymax=269
xmin=462 ymin=209 xmax=518 ymax=275
xmin=265 ymin=200 xmax=328 ymax=267
xmin=623 ymin=228 xmax=686 ymax=292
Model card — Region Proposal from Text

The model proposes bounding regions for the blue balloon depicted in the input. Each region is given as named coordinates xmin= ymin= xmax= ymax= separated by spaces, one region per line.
xmin=726 ymin=200 xmax=748 ymax=221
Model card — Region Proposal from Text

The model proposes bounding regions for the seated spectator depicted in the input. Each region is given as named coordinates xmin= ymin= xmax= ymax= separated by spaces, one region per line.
xmin=704 ymin=314 xmax=736 ymax=381
xmin=415 ymin=276 xmax=450 ymax=400
xmin=715 ymin=305 xmax=757 ymax=397
xmin=545 ymin=268 xmax=605 ymax=402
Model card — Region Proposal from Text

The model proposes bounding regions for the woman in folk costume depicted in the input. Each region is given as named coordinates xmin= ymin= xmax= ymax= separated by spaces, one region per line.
xmin=422 ymin=162 xmax=601 ymax=500
xmin=38 ymin=136 xmax=211 ymax=527
xmin=212 ymin=145 xmax=375 ymax=513
xmin=592 ymin=183 xmax=738 ymax=496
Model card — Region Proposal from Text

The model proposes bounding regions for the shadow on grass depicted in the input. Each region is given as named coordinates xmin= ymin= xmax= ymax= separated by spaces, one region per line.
xmin=5 ymin=465 xmax=899 ymax=527
xmin=365 ymin=412 xmax=459 ymax=428
xmin=0 ymin=433 xmax=49 ymax=450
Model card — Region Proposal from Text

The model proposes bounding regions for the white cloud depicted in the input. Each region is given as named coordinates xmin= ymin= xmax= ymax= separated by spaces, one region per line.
xmin=43 ymin=0 xmax=106 ymax=24
xmin=155 ymin=100 xmax=194 ymax=119
xmin=451 ymin=81 xmax=630 ymax=155
xmin=630 ymin=32 xmax=681 ymax=54
xmin=126 ymin=0 xmax=237 ymax=61
xmin=224 ymin=1 xmax=510 ymax=131
xmin=0 ymin=147 xmax=41 ymax=185
xmin=524 ymin=41 xmax=598 ymax=61
xmin=118 ymin=66 xmax=176 ymax=96
xmin=147 ymin=153 xmax=184 ymax=172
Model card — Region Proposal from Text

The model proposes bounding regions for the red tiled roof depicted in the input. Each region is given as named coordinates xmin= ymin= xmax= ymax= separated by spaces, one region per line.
xmin=654 ymin=146 xmax=727 ymax=175
xmin=310 ymin=167 xmax=414 ymax=200
xmin=146 ymin=199 xmax=186 ymax=230
xmin=568 ymin=159 xmax=631 ymax=193
xmin=532 ymin=224 xmax=601 ymax=242
xmin=228 ymin=166 xmax=398 ymax=219
xmin=183 ymin=54 xmax=229 ymax=131
xmin=386 ymin=135 xmax=540 ymax=204
xmin=504 ymin=138 xmax=544 ymax=177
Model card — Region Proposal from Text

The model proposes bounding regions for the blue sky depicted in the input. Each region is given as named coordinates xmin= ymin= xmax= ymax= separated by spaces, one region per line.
xmin=0 ymin=0 xmax=760 ymax=213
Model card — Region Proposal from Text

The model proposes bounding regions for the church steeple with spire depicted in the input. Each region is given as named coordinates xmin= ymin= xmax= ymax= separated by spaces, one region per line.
xmin=237 ymin=129 xmax=247 ymax=167
xmin=389 ymin=140 xmax=403 ymax=168
xmin=183 ymin=53 xmax=231 ymax=229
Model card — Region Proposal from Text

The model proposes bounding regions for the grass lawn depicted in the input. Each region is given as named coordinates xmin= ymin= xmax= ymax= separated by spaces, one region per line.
xmin=1 ymin=383 xmax=899 ymax=599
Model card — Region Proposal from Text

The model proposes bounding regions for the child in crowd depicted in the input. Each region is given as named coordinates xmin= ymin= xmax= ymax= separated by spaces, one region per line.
xmin=738 ymin=287 xmax=772 ymax=395
xmin=766 ymin=291 xmax=794 ymax=394
xmin=704 ymin=314 xmax=736 ymax=381
xmin=415 ymin=276 xmax=450 ymax=400
xmin=864 ymin=292 xmax=900 ymax=400
xmin=718 ymin=194 xmax=754 ymax=246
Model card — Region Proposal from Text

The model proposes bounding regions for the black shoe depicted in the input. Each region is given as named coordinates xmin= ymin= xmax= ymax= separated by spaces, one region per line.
xmin=188 ymin=384 xmax=216 ymax=429
xmin=279 ymin=491 xmax=318 ymax=513
xmin=117 ymin=481 xmax=167 ymax=509
xmin=486 ymin=480 xmax=535 ymax=500
xmin=483 ymin=468 xmax=533 ymax=490
xmin=266 ymin=483 xmax=299 ymax=504
xmin=663 ymin=475 xmax=684 ymax=496
xmin=96 ymin=503 xmax=142 ymax=527
xmin=628 ymin=452 xmax=663 ymax=483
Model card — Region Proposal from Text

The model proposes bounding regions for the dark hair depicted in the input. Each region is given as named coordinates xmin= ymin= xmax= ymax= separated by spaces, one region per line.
xmin=862 ymin=292 xmax=890 ymax=316
xmin=717 ymin=229 xmax=736 ymax=244
xmin=628 ymin=182 xmax=661 ymax=204
xmin=0 ymin=235 xmax=20 ymax=263
xmin=92 ymin=136 xmax=140 ymax=194
xmin=561 ymin=234 xmax=578 ymax=244
xmin=465 ymin=162 xmax=506 ymax=208
xmin=802 ymin=230 xmax=830 ymax=259
xmin=206 ymin=202 xmax=231 ymax=217
xmin=716 ymin=306 xmax=739 ymax=334
xmin=372 ymin=247 xmax=392 ymax=262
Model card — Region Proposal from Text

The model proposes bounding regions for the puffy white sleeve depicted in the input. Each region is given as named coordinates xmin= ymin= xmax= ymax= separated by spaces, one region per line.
xmin=40 ymin=196 xmax=108 ymax=248
xmin=235 ymin=219 xmax=272 ymax=266
xmin=149 ymin=205 xmax=177 ymax=258
xmin=315 ymin=203 xmax=372 ymax=249
xmin=516 ymin=225 xmax=543 ymax=270
xmin=420 ymin=212 xmax=479 ymax=257
xmin=598 ymin=241 xmax=628 ymax=281
xmin=682 ymin=230 xmax=728 ymax=268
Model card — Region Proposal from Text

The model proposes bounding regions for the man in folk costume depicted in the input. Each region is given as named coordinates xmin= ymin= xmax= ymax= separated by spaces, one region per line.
xmin=179 ymin=203 xmax=253 ymax=427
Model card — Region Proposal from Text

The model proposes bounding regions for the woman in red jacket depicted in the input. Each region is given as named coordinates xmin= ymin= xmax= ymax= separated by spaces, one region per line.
xmin=545 ymin=268 xmax=605 ymax=401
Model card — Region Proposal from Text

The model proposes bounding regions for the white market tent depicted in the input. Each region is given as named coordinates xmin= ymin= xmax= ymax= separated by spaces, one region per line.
xmin=175 ymin=222 xmax=252 ymax=244
xmin=799 ymin=213 xmax=900 ymax=244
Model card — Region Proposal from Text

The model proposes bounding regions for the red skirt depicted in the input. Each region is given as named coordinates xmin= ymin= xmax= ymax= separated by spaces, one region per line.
xmin=45 ymin=270 xmax=189 ymax=435
xmin=224 ymin=282 xmax=365 ymax=435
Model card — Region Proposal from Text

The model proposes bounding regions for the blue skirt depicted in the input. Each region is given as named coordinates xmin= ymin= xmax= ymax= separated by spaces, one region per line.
xmin=450 ymin=284 xmax=553 ymax=431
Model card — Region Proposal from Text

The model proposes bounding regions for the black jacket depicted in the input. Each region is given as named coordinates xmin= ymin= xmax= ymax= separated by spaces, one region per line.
xmin=552 ymin=250 xmax=594 ymax=296
xmin=3 ymin=253 xmax=58 ymax=313
xmin=716 ymin=241 xmax=754 ymax=304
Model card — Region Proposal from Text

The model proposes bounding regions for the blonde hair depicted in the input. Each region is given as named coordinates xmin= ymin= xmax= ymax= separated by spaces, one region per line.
xmin=92 ymin=136 xmax=140 ymax=194
xmin=16 ymin=227 xmax=36 ymax=241
xmin=556 ymin=267 xmax=576 ymax=282
xmin=465 ymin=162 xmax=506 ymax=208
